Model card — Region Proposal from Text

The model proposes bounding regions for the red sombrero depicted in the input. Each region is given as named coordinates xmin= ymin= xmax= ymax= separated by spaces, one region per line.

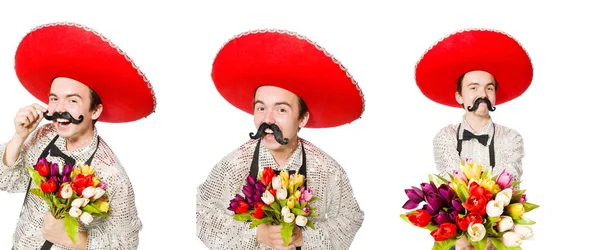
xmin=415 ymin=29 xmax=533 ymax=108
xmin=211 ymin=29 xmax=365 ymax=128
xmin=14 ymin=22 xmax=156 ymax=123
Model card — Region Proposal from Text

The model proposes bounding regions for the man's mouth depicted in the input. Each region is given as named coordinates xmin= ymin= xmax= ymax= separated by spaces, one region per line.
xmin=56 ymin=118 xmax=72 ymax=126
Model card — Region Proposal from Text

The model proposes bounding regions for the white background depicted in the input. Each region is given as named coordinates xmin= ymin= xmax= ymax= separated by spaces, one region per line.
xmin=0 ymin=1 xmax=598 ymax=249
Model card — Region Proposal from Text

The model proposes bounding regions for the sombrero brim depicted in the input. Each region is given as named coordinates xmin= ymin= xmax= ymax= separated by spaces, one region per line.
xmin=14 ymin=22 xmax=156 ymax=123
xmin=415 ymin=29 xmax=533 ymax=108
xmin=211 ymin=29 xmax=365 ymax=128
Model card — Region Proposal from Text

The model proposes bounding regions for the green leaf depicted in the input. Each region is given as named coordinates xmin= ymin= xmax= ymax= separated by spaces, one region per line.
xmin=429 ymin=174 xmax=450 ymax=186
xmin=431 ymin=239 xmax=456 ymax=250
xmin=29 ymin=189 xmax=53 ymax=207
xmin=64 ymin=215 xmax=79 ymax=244
xmin=270 ymin=200 xmax=281 ymax=214
xmin=291 ymin=208 xmax=307 ymax=216
xmin=280 ymin=223 xmax=294 ymax=246
xmin=233 ymin=213 xmax=253 ymax=222
xmin=261 ymin=205 xmax=274 ymax=213
xmin=81 ymin=204 xmax=102 ymax=215
xmin=470 ymin=236 xmax=487 ymax=250
xmin=249 ymin=217 xmax=273 ymax=229
xmin=522 ymin=202 xmax=539 ymax=212
xmin=278 ymin=200 xmax=287 ymax=209
xmin=514 ymin=216 xmax=536 ymax=225
xmin=457 ymin=182 xmax=470 ymax=203
xmin=308 ymin=197 xmax=320 ymax=202
xmin=511 ymin=181 xmax=522 ymax=188
xmin=27 ymin=166 xmax=45 ymax=187
xmin=308 ymin=211 xmax=318 ymax=217
xmin=481 ymin=168 xmax=491 ymax=180
xmin=300 ymin=202 xmax=307 ymax=208
xmin=305 ymin=220 xmax=315 ymax=230
xmin=489 ymin=237 xmax=522 ymax=250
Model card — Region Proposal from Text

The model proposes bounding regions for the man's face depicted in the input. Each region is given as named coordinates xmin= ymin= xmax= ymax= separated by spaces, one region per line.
xmin=253 ymin=86 xmax=309 ymax=151
xmin=455 ymin=70 xmax=497 ymax=116
xmin=47 ymin=77 xmax=102 ymax=139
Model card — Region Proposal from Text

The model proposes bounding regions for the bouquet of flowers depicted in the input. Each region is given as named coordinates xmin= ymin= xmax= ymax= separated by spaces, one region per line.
xmin=229 ymin=167 xmax=319 ymax=246
xmin=27 ymin=157 xmax=110 ymax=244
xmin=400 ymin=158 xmax=539 ymax=250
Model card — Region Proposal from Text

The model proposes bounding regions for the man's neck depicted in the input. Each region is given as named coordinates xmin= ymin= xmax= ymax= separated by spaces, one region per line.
xmin=65 ymin=127 xmax=95 ymax=152
xmin=464 ymin=113 xmax=491 ymax=133
xmin=269 ymin=138 xmax=299 ymax=168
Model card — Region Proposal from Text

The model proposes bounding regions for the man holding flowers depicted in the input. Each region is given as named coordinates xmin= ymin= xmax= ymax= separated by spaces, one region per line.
xmin=414 ymin=29 xmax=534 ymax=249
xmin=0 ymin=22 xmax=156 ymax=249
xmin=196 ymin=30 xmax=365 ymax=250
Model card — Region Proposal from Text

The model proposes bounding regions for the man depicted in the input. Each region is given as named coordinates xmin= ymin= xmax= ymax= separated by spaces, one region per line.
xmin=415 ymin=29 xmax=533 ymax=250
xmin=0 ymin=22 xmax=156 ymax=249
xmin=196 ymin=30 xmax=365 ymax=250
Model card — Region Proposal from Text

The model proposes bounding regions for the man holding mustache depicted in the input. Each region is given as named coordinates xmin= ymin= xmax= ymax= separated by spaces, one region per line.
xmin=415 ymin=29 xmax=533 ymax=250
xmin=0 ymin=22 xmax=155 ymax=249
xmin=196 ymin=30 xmax=365 ymax=250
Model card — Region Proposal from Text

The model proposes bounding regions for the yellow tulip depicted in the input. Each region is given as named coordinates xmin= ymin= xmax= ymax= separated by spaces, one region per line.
xmin=293 ymin=174 xmax=305 ymax=186
xmin=286 ymin=197 xmax=296 ymax=209
xmin=280 ymin=170 xmax=290 ymax=189
xmin=506 ymin=203 xmax=525 ymax=217
xmin=451 ymin=177 xmax=467 ymax=192
xmin=480 ymin=177 xmax=501 ymax=195
xmin=81 ymin=165 xmax=95 ymax=176
xmin=461 ymin=162 xmax=482 ymax=180
xmin=294 ymin=190 xmax=302 ymax=200
xmin=98 ymin=201 xmax=110 ymax=213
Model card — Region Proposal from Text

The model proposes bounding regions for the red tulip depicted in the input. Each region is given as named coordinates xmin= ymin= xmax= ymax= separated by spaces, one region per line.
xmin=234 ymin=201 xmax=249 ymax=214
xmin=407 ymin=209 xmax=431 ymax=227
xmin=260 ymin=167 xmax=275 ymax=186
xmin=251 ymin=201 xmax=265 ymax=219
xmin=430 ymin=222 xmax=457 ymax=241
xmin=40 ymin=179 xmax=57 ymax=193
xmin=456 ymin=213 xmax=483 ymax=231
xmin=37 ymin=161 xmax=50 ymax=177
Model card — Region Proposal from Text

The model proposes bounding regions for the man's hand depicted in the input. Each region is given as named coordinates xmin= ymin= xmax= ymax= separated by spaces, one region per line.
xmin=455 ymin=235 xmax=495 ymax=250
xmin=257 ymin=224 xmax=304 ymax=250
xmin=42 ymin=212 xmax=88 ymax=250
xmin=14 ymin=104 xmax=46 ymax=140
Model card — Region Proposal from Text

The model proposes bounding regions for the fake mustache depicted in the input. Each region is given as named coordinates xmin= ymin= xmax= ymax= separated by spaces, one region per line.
xmin=43 ymin=111 xmax=84 ymax=124
xmin=249 ymin=123 xmax=289 ymax=145
xmin=467 ymin=97 xmax=496 ymax=112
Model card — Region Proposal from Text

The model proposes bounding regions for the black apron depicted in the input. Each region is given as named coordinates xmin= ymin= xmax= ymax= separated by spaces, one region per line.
xmin=17 ymin=135 xmax=100 ymax=250
xmin=249 ymin=139 xmax=305 ymax=250
xmin=456 ymin=123 xmax=496 ymax=169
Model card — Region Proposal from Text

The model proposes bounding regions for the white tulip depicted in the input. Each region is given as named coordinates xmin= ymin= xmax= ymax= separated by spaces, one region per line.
xmin=486 ymin=199 xmax=504 ymax=217
xmin=495 ymin=188 xmax=513 ymax=207
xmin=261 ymin=191 xmax=275 ymax=205
xmin=502 ymin=231 xmax=523 ymax=247
xmin=60 ymin=185 xmax=73 ymax=199
xmin=79 ymin=212 xmax=94 ymax=225
xmin=295 ymin=215 xmax=308 ymax=227
xmin=271 ymin=176 xmax=282 ymax=190
xmin=276 ymin=188 xmax=288 ymax=200
xmin=92 ymin=188 xmax=106 ymax=200
xmin=283 ymin=212 xmax=295 ymax=223
xmin=497 ymin=216 xmax=514 ymax=232
xmin=467 ymin=223 xmax=486 ymax=242
xmin=71 ymin=198 xmax=90 ymax=208
xmin=82 ymin=186 xmax=96 ymax=199
xmin=281 ymin=206 xmax=290 ymax=216
xmin=513 ymin=225 xmax=534 ymax=239
xmin=68 ymin=207 xmax=82 ymax=218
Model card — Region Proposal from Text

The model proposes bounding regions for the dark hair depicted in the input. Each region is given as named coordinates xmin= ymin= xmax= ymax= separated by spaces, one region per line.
xmin=89 ymin=88 xmax=102 ymax=125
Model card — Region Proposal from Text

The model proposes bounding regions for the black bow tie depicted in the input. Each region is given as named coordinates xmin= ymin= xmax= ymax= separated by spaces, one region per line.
xmin=49 ymin=144 xmax=77 ymax=167
xmin=461 ymin=130 xmax=489 ymax=145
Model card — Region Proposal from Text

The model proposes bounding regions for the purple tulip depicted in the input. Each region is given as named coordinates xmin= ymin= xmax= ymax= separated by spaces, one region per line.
xmin=300 ymin=189 xmax=313 ymax=203
xmin=227 ymin=200 xmax=239 ymax=211
xmin=246 ymin=175 xmax=256 ymax=187
xmin=496 ymin=169 xmax=513 ymax=190
xmin=432 ymin=212 xmax=451 ymax=225
xmin=520 ymin=194 xmax=527 ymax=203
xmin=62 ymin=164 xmax=73 ymax=178
xmin=424 ymin=192 xmax=445 ymax=213
xmin=421 ymin=182 xmax=438 ymax=197
xmin=402 ymin=186 xmax=425 ymax=209
xmin=61 ymin=175 xmax=69 ymax=184
xmin=451 ymin=198 xmax=465 ymax=212
xmin=247 ymin=197 xmax=255 ymax=206
xmin=253 ymin=194 xmax=261 ymax=203
xmin=242 ymin=185 xmax=254 ymax=198
xmin=449 ymin=210 xmax=459 ymax=223
xmin=50 ymin=163 xmax=60 ymax=177
xmin=98 ymin=181 xmax=107 ymax=190
xmin=438 ymin=184 xmax=455 ymax=201
xmin=303 ymin=207 xmax=310 ymax=214
xmin=254 ymin=183 xmax=266 ymax=193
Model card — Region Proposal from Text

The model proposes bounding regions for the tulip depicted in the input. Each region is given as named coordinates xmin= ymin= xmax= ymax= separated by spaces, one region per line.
xmin=497 ymin=216 xmax=514 ymax=232
xmin=254 ymin=182 xmax=266 ymax=194
xmin=49 ymin=162 xmax=60 ymax=177
xmin=35 ymin=158 xmax=48 ymax=170
xmin=251 ymin=201 xmax=265 ymax=219
xmin=61 ymin=175 xmax=69 ymax=184
xmin=72 ymin=198 xmax=90 ymax=208
xmin=280 ymin=170 xmax=290 ymax=188
xmin=40 ymin=179 xmax=57 ymax=193
xmin=246 ymin=175 xmax=256 ymax=187
xmin=402 ymin=186 xmax=425 ymax=209
xmin=37 ymin=161 xmax=50 ymax=177
xmin=81 ymin=165 xmax=95 ymax=176
xmin=276 ymin=188 xmax=288 ymax=200
xmin=293 ymin=174 xmax=305 ymax=186
xmin=286 ymin=197 xmax=296 ymax=209
xmin=69 ymin=207 xmax=82 ymax=218
xmin=79 ymin=212 xmax=94 ymax=225
xmin=271 ymin=176 xmax=282 ymax=190
xmin=451 ymin=198 xmax=465 ymax=213
xmin=519 ymin=194 xmax=527 ymax=203
xmin=495 ymin=188 xmax=513 ymax=207
xmin=448 ymin=211 xmax=459 ymax=223
xmin=242 ymin=185 xmax=255 ymax=199
xmin=82 ymin=186 xmax=96 ymax=199
xmin=283 ymin=212 xmax=295 ymax=223
xmin=480 ymin=177 xmax=501 ymax=194
xmin=281 ymin=206 xmax=291 ymax=215
xmin=420 ymin=182 xmax=438 ymax=197
xmin=300 ymin=188 xmax=313 ymax=203
xmin=462 ymin=194 xmax=487 ymax=215
xmin=59 ymin=184 xmax=73 ymax=199
xmin=227 ymin=194 xmax=245 ymax=211
xmin=456 ymin=213 xmax=483 ymax=231
xmin=461 ymin=161 xmax=482 ymax=180
xmin=234 ymin=201 xmax=249 ymax=214
xmin=438 ymin=184 xmax=455 ymax=201
xmin=424 ymin=193 xmax=445 ymax=214
xmin=62 ymin=164 xmax=73 ymax=178
xmin=97 ymin=181 xmax=107 ymax=190
xmin=513 ymin=225 xmax=534 ymax=239
xmin=303 ymin=207 xmax=310 ymax=214
xmin=486 ymin=199 xmax=504 ymax=217
xmin=464 ymin=158 xmax=474 ymax=165
xmin=407 ymin=209 xmax=431 ymax=227
xmin=295 ymin=215 xmax=308 ymax=227
xmin=450 ymin=177 xmax=467 ymax=194
xmin=432 ymin=212 xmax=451 ymax=225
xmin=506 ymin=203 xmax=525 ymax=217
xmin=260 ymin=167 xmax=275 ymax=186
xmin=496 ymin=169 xmax=513 ymax=190
xmin=452 ymin=169 xmax=468 ymax=183
xmin=92 ymin=188 xmax=106 ymax=200
xmin=468 ymin=223 xmax=486 ymax=242
xmin=261 ymin=190 xmax=275 ymax=205
xmin=430 ymin=222 xmax=457 ymax=241
xmin=502 ymin=231 xmax=523 ymax=247
xmin=98 ymin=201 xmax=110 ymax=213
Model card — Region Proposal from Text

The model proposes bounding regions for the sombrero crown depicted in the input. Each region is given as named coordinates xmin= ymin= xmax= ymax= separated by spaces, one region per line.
xmin=415 ymin=28 xmax=533 ymax=108
xmin=14 ymin=22 xmax=157 ymax=123
xmin=211 ymin=29 xmax=365 ymax=128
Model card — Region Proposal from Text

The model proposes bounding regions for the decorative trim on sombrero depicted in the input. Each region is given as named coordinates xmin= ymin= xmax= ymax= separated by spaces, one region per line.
xmin=213 ymin=28 xmax=366 ymax=114
xmin=22 ymin=21 xmax=157 ymax=115
xmin=414 ymin=27 xmax=534 ymax=108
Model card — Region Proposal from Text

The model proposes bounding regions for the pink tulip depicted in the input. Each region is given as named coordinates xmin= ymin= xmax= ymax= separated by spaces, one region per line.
xmin=496 ymin=169 xmax=513 ymax=190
